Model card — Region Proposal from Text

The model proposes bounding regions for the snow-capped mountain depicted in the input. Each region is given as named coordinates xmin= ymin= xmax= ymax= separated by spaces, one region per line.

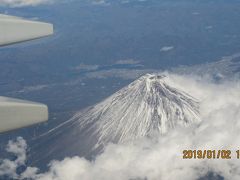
xmin=65 ymin=73 xmax=200 ymax=149
xmin=29 ymin=73 xmax=201 ymax=167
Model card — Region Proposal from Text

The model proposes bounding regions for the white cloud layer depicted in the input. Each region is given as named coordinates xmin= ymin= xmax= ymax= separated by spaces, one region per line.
xmin=1 ymin=73 xmax=240 ymax=180
xmin=0 ymin=0 xmax=52 ymax=7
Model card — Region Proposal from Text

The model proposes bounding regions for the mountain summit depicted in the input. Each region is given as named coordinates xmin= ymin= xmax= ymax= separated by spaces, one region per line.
xmin=68 ymin=74 xmax=200 ymax=149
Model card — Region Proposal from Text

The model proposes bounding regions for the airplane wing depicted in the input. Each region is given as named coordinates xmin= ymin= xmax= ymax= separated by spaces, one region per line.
xmin=0 ymin=14 xmax=53 ymax=133
xmin=0 ymin=97 xmax=48 ymax=133
xmin=0 ymin=14 xmax=53 ymax=46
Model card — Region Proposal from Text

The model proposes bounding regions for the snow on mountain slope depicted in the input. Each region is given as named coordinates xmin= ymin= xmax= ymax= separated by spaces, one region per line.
xmin=64 ymin=73 xmax=201 ymax=149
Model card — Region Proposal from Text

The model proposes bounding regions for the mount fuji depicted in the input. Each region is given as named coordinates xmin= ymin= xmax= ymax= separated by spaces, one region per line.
xmin=43 ymin=74 xmax=200 ymax=150
xmin=71 ymin=74 xmax=200 ymax=148
xmin=30 ymin=74 xmax=201 ymax=167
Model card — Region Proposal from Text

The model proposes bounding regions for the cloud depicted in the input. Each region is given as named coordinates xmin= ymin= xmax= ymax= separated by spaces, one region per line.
xmin=0 ymin=137 xmax=27 ymax=178
xmin=78 ymin=52 xmax=240 ymax=81
xmin=172 ymin=53 xmax=240 ymax=81
xmin=192 ymin=12 xmax=200 ymax=15
xmin=91 ymin=0 xmax=110 ymax=6
xmin=85 ymin=68 xmax=158 ymax=80
xmin=1 ymin=74 xmax=240 ymax=180
xmin=160 ymin=46 xmax=174 ymax=52
xmin=0 ymin=0 xmax=53 ymax=7
xmin=115 ymin=59 xmax=141 ymax=65
xmin=71 ymin=63 xmax=99 ymax=71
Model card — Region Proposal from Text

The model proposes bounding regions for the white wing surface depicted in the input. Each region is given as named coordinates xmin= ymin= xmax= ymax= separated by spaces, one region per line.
xmin=0 ymin=14 xmax=53 ymax=46
xmin=0 ymin=96 xmax=48 ymax=133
